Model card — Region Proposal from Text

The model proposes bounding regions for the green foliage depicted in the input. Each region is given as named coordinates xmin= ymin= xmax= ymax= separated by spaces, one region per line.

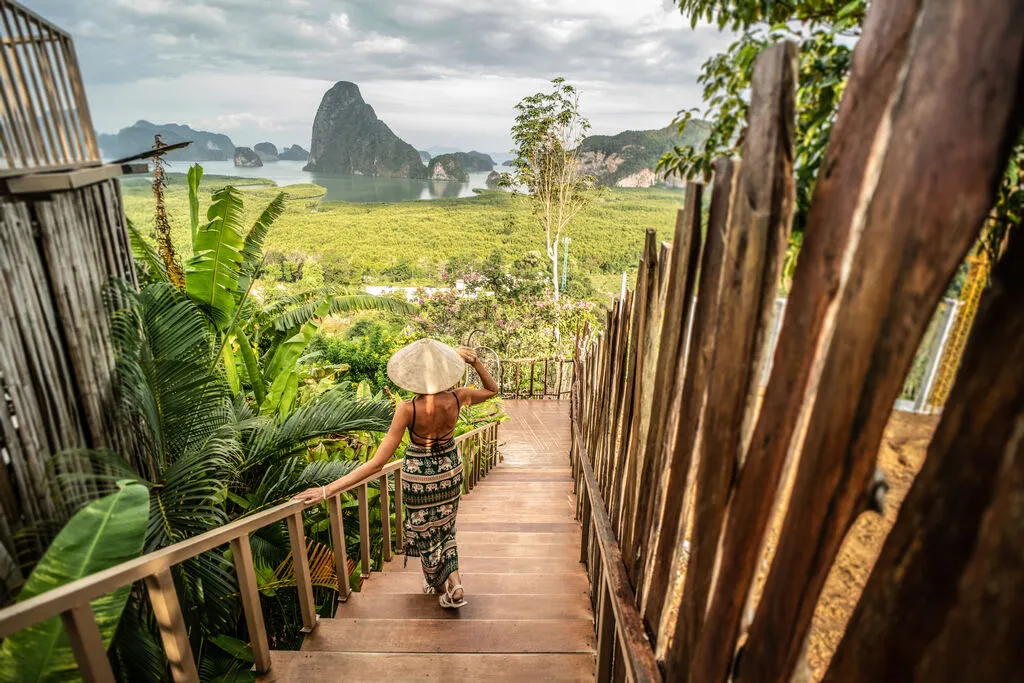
xmin=0 ymin=484 xmax=149 ymax=683
xmin=122 ymin=174 xmax=682 ymax=297
xmin=309 ymin=325 xmax=422 ymax=393
xmin=184 ymin=186 xmax=246 ymax=329
xmin=659 ymin=15 xmax=855 ymax=234
xmin=663 ymin=0 xmax=1019 ymax=252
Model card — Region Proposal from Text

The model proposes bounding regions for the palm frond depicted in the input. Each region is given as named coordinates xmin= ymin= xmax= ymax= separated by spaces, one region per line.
xmin=127 ymin=219 xmax=168 ymax=283
xmin=270 ymin=294 xmax=419 ymax=333
xmin=238 ymin=192 xmax=286 ymax=293
xmin=261 ymin=539 xmax=341 ymax=593
xmin=246 ymin=392 xmax=393 ymax=465
xmin=188 ymin=164 xmax=203 ymax=243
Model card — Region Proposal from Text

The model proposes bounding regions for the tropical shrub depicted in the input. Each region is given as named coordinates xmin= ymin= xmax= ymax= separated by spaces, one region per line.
xmin=0 ymin=484 xmax=149 ymax=683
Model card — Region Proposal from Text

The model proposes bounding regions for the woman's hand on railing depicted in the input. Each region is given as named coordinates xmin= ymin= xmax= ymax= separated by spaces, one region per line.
xmin=293 ymin=486 xmax=327 ymax=505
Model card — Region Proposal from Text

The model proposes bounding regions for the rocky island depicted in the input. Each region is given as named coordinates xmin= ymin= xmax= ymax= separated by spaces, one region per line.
xmin=577 ymin=122 xmax=711 ymax=187
xmin=234 ymin=147 xmax=263 ymax=168
xmin=304 ymin=81 xmax=426 ymax=178
xmin=426 ymin=154 xmax=468 ymax=182
xmin=279 ymin=145 xmax=310 ymax=161
xmin=254 ymin=142 xmax=279 ymax=162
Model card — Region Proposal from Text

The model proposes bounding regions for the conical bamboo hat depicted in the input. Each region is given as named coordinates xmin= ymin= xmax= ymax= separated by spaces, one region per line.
xmin=387 ymin=338 xmax=465 ymax=395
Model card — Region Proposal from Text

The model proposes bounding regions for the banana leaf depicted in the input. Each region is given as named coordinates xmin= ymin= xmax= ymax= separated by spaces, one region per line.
xmin=262 ymin=297 xmax=332 ymax=416
xmin=0 ymin=483 xmax=150 ymax=683
xmin=185 ymin=187 xmax=245 ymax=329
xmin=187 ymin=164 xmax=203 ymax=243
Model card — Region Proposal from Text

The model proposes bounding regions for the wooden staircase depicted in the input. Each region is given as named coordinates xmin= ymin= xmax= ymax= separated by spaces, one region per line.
xmin=259 ymin=402 xmax=596 ymax=682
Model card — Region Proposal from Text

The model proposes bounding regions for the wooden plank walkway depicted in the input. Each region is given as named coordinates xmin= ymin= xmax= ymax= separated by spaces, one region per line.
xmin=259 ymin=400 xmax=595 ymax=682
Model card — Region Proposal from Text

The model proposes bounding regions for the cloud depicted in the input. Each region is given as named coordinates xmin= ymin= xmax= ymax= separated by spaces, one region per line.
xmin=25 ymin=0 xmax=737 ymax=150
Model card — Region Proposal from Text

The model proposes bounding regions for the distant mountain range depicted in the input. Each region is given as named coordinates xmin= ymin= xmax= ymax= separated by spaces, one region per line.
xmin=99 ymin=86 xmax=709 ymax=186
xmin=578 ymin=122 xmax=712 ymax=188
xmin=98 ymin=120 xmax=308 ymax=165
xmin=98 ymin=121 xmax=237 ymax=162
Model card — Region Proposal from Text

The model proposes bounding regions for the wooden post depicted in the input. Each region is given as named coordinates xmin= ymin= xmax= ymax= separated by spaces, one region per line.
xmin=145 ymin=569 xmax=199 ymax=683
xmin=529 ymin=360 xmax=536 ymax=398
xmin=515 ymin=363 xmax=521 ymax=399
xmin=689 ymin=0 xmax=924 ymax=677
xmin=738 ymin=0 xmax=1024 ymax=677
xmin=596 ymin=581 xmax=615 ymax=683
xmin=60 ymin=604 xmax=115 ymax=683
xmin=544 ymin=358 xmax=549 ymax=396
xmin=668 ymin=42 xmax=798 ymax=678
xmin=394 ymin=469 xmax=405 ymax=553
xmin=327 ymin=495 xmax=352 ymax=601
xmin=379 ymin=473 xmax=392 ymax=563
xmin=230 ymin=534 xmax=271 ymax=673
xmin=286 ymin=512 xmax=318 ymax=632
xmin=357 ymin=485 xmax=371 ymax=577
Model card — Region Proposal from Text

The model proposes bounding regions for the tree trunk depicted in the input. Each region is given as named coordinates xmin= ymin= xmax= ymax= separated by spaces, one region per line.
xmin=551 ymin=242 xmax=560 ymax=301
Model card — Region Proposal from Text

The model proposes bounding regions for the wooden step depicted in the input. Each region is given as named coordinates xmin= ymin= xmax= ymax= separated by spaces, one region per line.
xmin=455 ymin=531 xmax=580 ymax=546
xmin=360 ymin=571 xmax=589 ymax=596
xmin=458 ymin=522 xmax=580 ymax=533
xmin=258 ymin=651 xmax=595 ymax=682
xmin=418 ymin=542 xmax=579 ymax=560
xmin=301 ymin=618 xmax=595 ymax=654
xmin=335 ymin=592 xmax=592 ymax=620
xmin=382 ymin=555 xmax=583 ymax=575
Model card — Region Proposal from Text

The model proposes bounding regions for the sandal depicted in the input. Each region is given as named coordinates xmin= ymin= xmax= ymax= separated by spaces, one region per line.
xmin=423 ymin=578 xmax=436 ymax=595
xmin=439 ymin=583 xmax=467 ymax=609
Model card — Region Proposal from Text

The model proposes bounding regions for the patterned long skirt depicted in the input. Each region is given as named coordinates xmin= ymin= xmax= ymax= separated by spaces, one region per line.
xmin=402 ymin=437 xmax=463 ymax=590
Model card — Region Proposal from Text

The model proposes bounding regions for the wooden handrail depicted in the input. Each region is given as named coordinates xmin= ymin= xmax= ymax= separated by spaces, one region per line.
xmin=0 ymin=424 xmax=501 ymax=681
xmin=0 ymin=458 xmax=402 ymax=639
xmin=573 ymin=420 xmax=662 ymax=683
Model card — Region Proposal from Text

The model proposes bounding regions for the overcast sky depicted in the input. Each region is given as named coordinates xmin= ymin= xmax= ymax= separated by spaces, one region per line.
xmin=27 ymin=0 xmax=736 ymax=153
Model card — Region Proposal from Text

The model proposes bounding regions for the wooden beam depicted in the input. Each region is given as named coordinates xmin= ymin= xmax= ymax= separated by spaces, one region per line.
xmin=230 ymin=534 xmax=271 ymax=673
xmin=640 ymin=157 xmax=734 ymax=636
xmin=60 ymin=604 xmax=115 ymax=683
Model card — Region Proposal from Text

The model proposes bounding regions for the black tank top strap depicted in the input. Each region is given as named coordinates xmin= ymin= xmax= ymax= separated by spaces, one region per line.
xmin=408 ymin=394 xmax=457 ymax=446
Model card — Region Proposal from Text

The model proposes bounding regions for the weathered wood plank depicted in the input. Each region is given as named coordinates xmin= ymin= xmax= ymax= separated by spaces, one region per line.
xmin=824 ymin=231 xmax=1024 ymax=681
xmin=689 ymin=0 xmax=923 ymax=678
xmin=666 ymin=43 xmax=798 ymax=679
xmin=737 ymin=0 xmax=1024 ymax=679
xmin=640 ymin=157 xmax=735 ymax=636
xmin=633 ymin=184 xmax=703 ymax=594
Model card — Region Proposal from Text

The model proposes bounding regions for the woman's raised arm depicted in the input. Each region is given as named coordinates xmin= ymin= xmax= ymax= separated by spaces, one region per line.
xmin=455 ymin=346 xmax=498 ymax=406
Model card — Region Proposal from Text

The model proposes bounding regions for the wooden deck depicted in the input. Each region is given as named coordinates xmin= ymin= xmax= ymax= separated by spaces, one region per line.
xmin=259 ymin=400 xmax=595 ymax=682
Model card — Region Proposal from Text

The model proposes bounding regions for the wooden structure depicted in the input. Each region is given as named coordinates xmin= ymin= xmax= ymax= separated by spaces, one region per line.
xmin=259 ymin=401 xmax=594 ymax=682
xmin=498 ymin=357 xmax=573 ymax=400
xmin=0 ymin=422 xmax=503 ymax=682
xmin=0 ymin=0 xmax=139 ymax=593
xmin=0 ymin=0 xmax=100 ymax=176
xmin=571 ymin=0 xmax=1023 ymax=680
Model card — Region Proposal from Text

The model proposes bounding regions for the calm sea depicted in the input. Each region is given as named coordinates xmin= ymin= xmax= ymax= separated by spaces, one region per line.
xmin=160 ymin=159 xmax=497 ymax=203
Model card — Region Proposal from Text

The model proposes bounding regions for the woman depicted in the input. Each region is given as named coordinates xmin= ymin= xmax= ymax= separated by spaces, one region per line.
xmin=294 ymin=339 xmax=498 ymax=609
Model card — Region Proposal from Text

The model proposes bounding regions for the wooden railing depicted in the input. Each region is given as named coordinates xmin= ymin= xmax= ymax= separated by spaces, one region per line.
xmin=498 ymin=357 xmax=573 ymax=399
xmin=571 ymin=7 xmax=1023 ymax=680
xmin=0 ymin=422 xmax=500 ymax=682
xmin=0 ymin=0 xmax=100 ymax=177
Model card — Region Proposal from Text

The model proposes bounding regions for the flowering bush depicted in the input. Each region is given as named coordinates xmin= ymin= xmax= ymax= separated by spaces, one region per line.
xmin=415 ymin=287 xmax=598 ymax=358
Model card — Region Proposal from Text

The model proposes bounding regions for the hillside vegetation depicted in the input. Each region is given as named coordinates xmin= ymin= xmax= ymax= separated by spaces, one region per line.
xmin=122 ymin=173 xmax=683 ymax=291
